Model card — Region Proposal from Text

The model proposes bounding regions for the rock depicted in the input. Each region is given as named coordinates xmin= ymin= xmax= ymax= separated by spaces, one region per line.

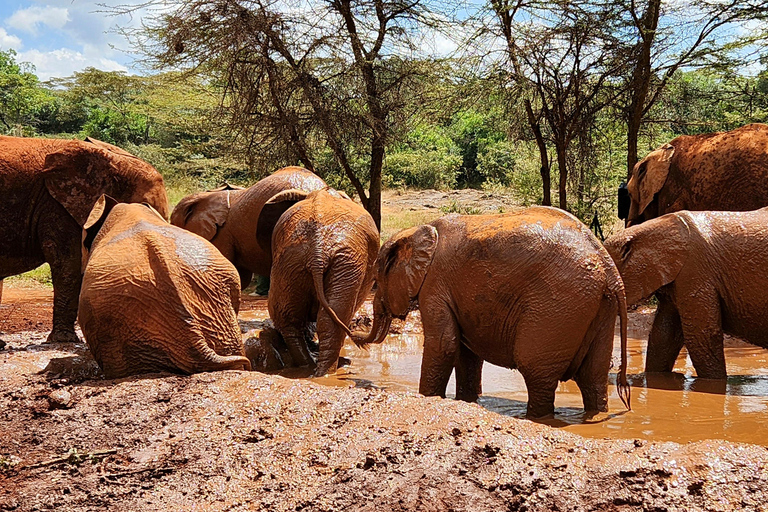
xmin=48 ymin=389 xmax=72 ymax=410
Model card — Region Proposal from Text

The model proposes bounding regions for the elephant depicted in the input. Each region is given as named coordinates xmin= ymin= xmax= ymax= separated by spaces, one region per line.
xmin=78 ymin=195 xmax=251 ymax=379
xmin=0 ymin=136 xmax=170 ymax=343
xmin=256 ymin=187 xmax=379 ymax=377
xmin=621 ymin=123 xmax=768 ymax=226
xmin=604 ymin=208 xmax=768 ymax=379
xmin=352 ymin=207 xmax=631 ymax=418
xmin=170 ymin=167 xmax=327 ymax=288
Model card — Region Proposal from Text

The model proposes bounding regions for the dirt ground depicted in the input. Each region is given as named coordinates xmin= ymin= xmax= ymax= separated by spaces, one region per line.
xmin=2 ymin=285 xmax=768 ymax=511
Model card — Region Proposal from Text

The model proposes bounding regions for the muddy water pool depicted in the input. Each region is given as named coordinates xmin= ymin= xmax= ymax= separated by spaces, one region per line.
xmin=241 ymin=304 xmax=768 ymax=446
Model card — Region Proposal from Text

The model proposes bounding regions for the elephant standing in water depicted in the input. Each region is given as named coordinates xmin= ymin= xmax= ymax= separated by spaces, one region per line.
xmin=170 ymin=167 xmax=326 ymax=288
xmin=353 ymin=208 xmax=630 ymax=418
xmin=257 ymin=188 xmax=379 ymax=377
xmin=605 ymin=208 xmax=768 ymax=379
xmin=79 ymin=196 xmax=250 ymax=379
xmin=619 ymin=124 xmax=768 ymax=376
xmin=0 ymin=136 xmax=170 ymax=343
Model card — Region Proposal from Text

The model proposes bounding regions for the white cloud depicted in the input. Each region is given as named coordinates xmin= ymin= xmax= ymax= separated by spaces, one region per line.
xmin=0 ymin=27 xmax=23 ymax=50
xmin=6 ymin=6 xmax=70 ymax=35
xmin=17 ymin=48 xmax=126 ymax=80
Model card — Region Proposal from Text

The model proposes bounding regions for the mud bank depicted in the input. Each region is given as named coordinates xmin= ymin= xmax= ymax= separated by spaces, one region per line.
xmin=2 ymin=337 xmax=768 ymax=511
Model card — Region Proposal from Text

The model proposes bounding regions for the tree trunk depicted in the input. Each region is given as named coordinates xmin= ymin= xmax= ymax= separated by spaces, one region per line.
xmin=525 ymin=99 xmax=551 ymax=206
xmin=626 ymin=116 xmax=641 ymax=178
xmin=368 ymin=142 xmax=384 ymax=230
xmin=556 ymin=144 xmax=568 ymax=211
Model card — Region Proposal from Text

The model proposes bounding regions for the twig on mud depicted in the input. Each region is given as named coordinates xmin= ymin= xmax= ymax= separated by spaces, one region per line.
xmin=23 ymin=448 xmax=118 ymax=470
xmin=103 ymin=466 xmax=174 ymax=480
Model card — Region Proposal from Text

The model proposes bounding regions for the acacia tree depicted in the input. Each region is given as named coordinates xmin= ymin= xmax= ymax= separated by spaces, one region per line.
xmin=117 ymin=0 xmax=447 ymax=228
xmin=619 ymin=0 xmax=768 ymax=175
xmin=488 ymin=0 xmax=628 ymax=210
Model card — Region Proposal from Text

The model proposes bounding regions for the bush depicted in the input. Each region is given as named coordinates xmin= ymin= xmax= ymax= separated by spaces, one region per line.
xmin=383 ymin=150 xmax=461 ymax=189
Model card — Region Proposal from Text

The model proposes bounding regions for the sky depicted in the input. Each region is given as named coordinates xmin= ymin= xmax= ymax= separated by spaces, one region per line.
xmin=0 ymin=0 xmax=146 ymax=81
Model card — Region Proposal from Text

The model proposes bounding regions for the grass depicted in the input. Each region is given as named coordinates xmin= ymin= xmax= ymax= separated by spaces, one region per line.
xmin=380 ymin=208 xmax=442 ymax=242
xmin=7 ymin=264 xmax=53 ymax=287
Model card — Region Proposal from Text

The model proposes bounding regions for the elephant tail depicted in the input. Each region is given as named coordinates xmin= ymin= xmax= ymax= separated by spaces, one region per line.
xmin=615 ymin=285 xmax=631 ymax=411
xmin=311 ymin=262 xmax=354 ymax=339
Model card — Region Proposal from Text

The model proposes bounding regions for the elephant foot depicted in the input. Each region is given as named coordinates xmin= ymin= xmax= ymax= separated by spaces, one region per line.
xmin=694 ymin=369 xmax=728 ymax=380
xmin=46 ymin=329 xmax=81 ymax=344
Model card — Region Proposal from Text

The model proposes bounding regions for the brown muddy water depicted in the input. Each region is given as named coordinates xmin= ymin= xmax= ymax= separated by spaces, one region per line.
xmin=242 ymin=304 xmax=768 ymax=446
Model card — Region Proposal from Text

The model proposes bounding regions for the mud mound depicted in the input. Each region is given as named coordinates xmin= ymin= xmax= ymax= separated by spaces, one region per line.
xmin=2 ymin=366 xmax=768 ymax=511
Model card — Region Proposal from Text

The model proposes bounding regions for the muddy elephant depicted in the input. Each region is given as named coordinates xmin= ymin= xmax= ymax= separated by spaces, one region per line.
xmin=605 ymin=208 xmax=768 ymax=379
xmin=256 ymin=188 xmax=379 ymax=377
xmin=353 ymin=208 xmax=630 ymax=418
xmin=170 ymin=167 xmax=326 ymax=288
xmin=621 ymin=124 xmax=768 ymax=226
xmin=0 ymin=136 xmax=169 ymax=343
xmin=78 ymin=196 xmax=251 ymax=379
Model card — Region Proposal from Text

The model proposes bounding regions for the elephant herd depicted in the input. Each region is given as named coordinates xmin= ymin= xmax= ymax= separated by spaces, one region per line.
xmin=2 ymin=123 xmax=768 ymax=419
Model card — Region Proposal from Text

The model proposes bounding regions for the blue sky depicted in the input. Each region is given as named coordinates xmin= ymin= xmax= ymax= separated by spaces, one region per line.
xmin=0 ymin=0 xmax=145 ymax=80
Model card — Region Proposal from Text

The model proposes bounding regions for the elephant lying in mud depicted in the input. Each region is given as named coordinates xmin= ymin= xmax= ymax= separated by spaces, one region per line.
xmin=254 ymin=188 xmax=379 ymax=377
xmin=605 ymin=208 xmax=768 ymax=379
xmin=170 ymin=167 xmax=326 ymax=288
xmin=79 ymin=196 xmax=251 ymax=379
xmin=0 ymin=136 xmax=170 ymax=343
xmin=353 ymin=207 xmax=630 ymax=418
xmin=621 ymin=124 xmax=768 ymax=226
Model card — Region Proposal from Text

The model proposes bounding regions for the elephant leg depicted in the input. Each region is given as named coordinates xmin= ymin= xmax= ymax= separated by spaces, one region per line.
xmin=455 ymin=343 xmax=483 ymax=402
xmin=574 ymin=298 xmax=615 ymax=414
xmin=237 ymin=267 xmax=254 ymax=291
xmin=515 ymin=319 xmax=579 ymax=419
xmin=645 ymin=293 xmax=685 ymax=373
xmin=680 ymin=296 xmax=726 ymax=379
xmin=418 ymin=304 xmax=461 ymax=398
xmin=280 ymin=325 xmax=316 ymax=369
xmin=42 ymin=236 xmax=81 ymax=343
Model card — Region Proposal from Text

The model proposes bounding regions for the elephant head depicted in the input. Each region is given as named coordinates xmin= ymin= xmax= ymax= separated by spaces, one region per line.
xmin=42 ymin=138 xmax=169 ymax=225
xmin=170 ymin=183 xmax=245 ymax=241
xmin=352 ymin=224 xmax=439 ymax=347
xmin=626 ymin=143 xmax=675 ymax=224
xmin=603 ymin=213 xmax=690 ymax=305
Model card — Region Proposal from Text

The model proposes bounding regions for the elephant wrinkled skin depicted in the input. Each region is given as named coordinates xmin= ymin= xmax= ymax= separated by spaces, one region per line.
xmin=261 ymin=188 xmax=379 ymax=377
xmin=170 ymin=167 xmax=326 ymax=288
xmin=605 ymin=208 xmax=768 ymax=379
xmin=353 ymin=207 xmax=630 ymax=418
xmin=0 ymin=136 xmax=170 ymax=343
xmin=79 ymin=196 xmax=250 ymax=379
xmin=624 ymin=123 xmax=768 ymax=225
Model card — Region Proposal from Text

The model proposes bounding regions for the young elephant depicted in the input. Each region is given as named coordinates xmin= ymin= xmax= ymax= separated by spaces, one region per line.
xmin=257 ymin=188 xmax=379 ymax=377
xmin=604 ymin=208 xmax=768 ymax=379
xmin=79 ymin=196 xmax=251 ymax=379
xmin=353 ymin=208 xmax=630 ymax=418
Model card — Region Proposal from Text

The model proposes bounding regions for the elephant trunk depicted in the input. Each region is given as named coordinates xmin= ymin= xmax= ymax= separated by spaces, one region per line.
xmin=350 ymin=296 xmax=392 ymax=348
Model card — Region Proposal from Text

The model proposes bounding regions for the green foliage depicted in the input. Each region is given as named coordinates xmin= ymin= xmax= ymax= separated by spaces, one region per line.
xmin=7 ymin=264 xmax=53 ymax=287
xmin=383 ymin=124 xmax=461 ymax=189
xmin=439 ymin=200 xmax=482 ymax=215
xmin=448 ymin=109 xmax=508 ymax=187
xmin=0 ymin=49 xmax=55 ymax=135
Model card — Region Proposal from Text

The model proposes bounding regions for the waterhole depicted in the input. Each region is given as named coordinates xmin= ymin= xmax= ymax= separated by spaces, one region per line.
xmin=240 ymin=304 xmax=768 ymax=446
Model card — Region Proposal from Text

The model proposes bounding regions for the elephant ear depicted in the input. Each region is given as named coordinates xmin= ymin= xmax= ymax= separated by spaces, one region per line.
xmin=84 ymin=137 xmax=135 ymax=158
xmin=82 ymin=195 xmax=119 ymax=269
xmin=256 ymin=189 xmax=310 ymax=253
xmin=170 ymin=191 xmax=230 ymax=241
xmin=631 ymin=143 xmax=675 ymax=216
xmin=380 ymin=224 xmax=439 ymax=317
xmin=42 ymin=142 xmax=115 ymax=226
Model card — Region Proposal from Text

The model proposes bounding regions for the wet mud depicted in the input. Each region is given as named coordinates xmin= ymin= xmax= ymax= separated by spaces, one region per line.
xmin=4 ymin=287 xmax=768 ymax=510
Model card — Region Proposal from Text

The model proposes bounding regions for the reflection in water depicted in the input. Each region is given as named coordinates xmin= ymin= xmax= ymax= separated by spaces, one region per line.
xmin=240 ymin=307 xmax=768 ymax=446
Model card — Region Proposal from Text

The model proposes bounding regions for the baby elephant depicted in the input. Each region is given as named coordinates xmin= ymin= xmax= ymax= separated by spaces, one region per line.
xmin=79 ymin=195 xmax=251 ymax=379
xmin=353 ymin=207 xmax=630 ymax=418
xmin=257 ymin=188 xmax=379 ymax=377
xmin=604 ymin=208 xmax=768 ymax=379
